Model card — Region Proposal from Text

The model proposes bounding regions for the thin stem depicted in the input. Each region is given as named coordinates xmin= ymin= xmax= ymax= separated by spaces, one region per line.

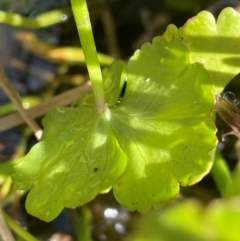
xmin=70 ymin=207 xmax=92 ymax=241
xmin=0 ymin=208 xmax=15 ymax=241
xmin=2 ymin=211 xmax=40 ymax=241
xmin=100 ymin=1 xmax=120 ymax=59
xmin=211 ymin=149 xmax=232 ymax=198
xmin=70 ymin=0 xmax=106 ymax=112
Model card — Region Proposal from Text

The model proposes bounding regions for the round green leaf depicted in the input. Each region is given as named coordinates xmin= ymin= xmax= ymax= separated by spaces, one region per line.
xmin=13 ymin=8 xmax=240 ymax=220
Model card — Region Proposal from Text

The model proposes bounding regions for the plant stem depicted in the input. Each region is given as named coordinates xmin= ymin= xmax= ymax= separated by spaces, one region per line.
xmin=2 ymin=210 xmax=40 ymax=241
xmin=70 ymin=0 xmax=106 ymax=112
xmin=0 ymin=208 xmax=15 ymax=241
xmin=70 ymin=207 xmax=92 ymax=241
xmin=211 ymin=149 xmax=232 ymax=198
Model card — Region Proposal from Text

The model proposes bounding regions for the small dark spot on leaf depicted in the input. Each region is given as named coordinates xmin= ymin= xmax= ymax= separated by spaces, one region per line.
xmin=93 ymin=167 xmax=98 ymax=172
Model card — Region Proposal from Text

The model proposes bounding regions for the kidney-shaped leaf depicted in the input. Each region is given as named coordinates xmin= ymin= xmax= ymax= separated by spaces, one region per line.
xmin=14 ymin=8 xmax=240 ymax=221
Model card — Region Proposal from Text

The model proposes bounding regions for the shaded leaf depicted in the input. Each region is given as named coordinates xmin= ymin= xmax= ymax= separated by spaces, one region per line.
xmin=126 ymin=198 xmax=240 ymax=241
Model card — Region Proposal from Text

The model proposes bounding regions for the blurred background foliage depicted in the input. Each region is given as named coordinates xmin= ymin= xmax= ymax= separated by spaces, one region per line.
xmin=1 ymin=0 xmax=240 ymax=240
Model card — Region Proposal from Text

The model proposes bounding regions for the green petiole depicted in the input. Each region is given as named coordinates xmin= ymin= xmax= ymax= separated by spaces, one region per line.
xmin=70 ymin=0 xmax=106 ymax=112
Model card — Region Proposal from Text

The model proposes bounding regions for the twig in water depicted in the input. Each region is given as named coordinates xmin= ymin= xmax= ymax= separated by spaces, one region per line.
xmin=0 ymin=67 xmax=42 ymax=140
